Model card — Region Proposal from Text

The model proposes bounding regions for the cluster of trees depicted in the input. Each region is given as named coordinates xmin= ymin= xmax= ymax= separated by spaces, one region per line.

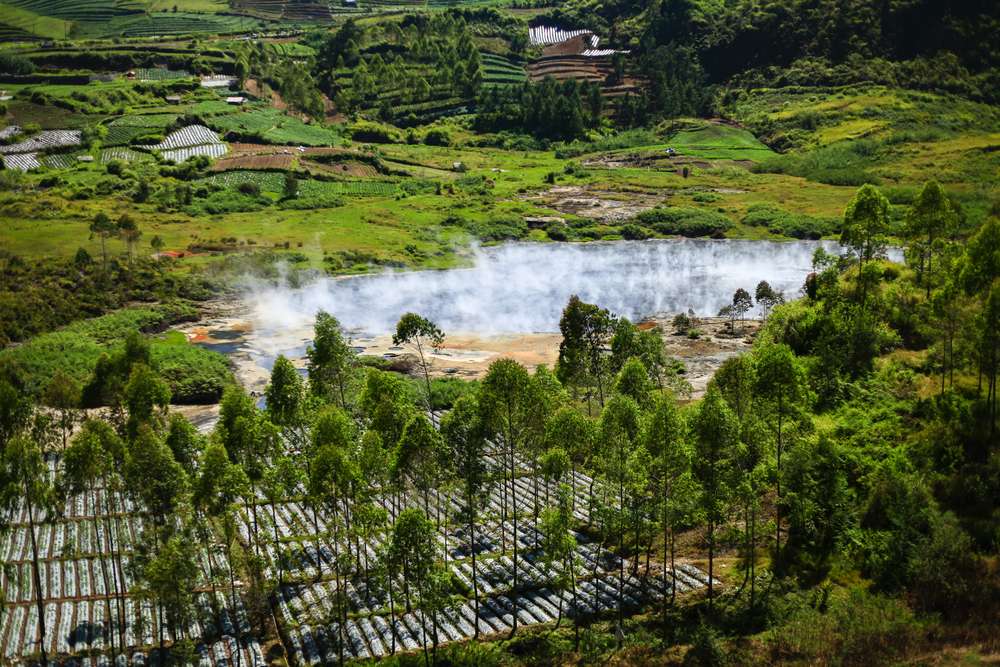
xmin=547 ymin=0 xmax=999 ymax=103
xmin=474 ymin=78 xmax=604 ymax=141
xmin=234 ymin=40 xmax=325 ymax=118
xmin=0 ymin=246 xmax=212 ymax=346
xmin=718 ymin=282 xmax=784 ymax=332
xmin=311 ymin=15 xmax=483 ymax=118
xmin=0 ymin=338 xmax=195 ymax=663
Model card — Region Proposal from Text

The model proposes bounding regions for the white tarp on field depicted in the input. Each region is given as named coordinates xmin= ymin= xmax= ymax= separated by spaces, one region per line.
xmin=0 ymin=130 xmax=81 ymax=154
xmin=529 ymin=25 xmax=593 ymax=45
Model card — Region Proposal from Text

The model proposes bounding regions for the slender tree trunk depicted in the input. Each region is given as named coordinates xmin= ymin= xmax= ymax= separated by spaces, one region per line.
xmin=330 ymin=504 xmax=345 ymax=667
xmin=469 ymin=490 xmax=480 ymax=639
xmin=93 ymin=486 xmax=117 ymax=662
xmin=571 ymin=561 xmax=579 ymax=650
xmin=707 ymin=518 xmax=715 ymax=611
xmin=617 ymin=468 xmax=624 ymax=648
xmin=387 ymin=569 xmax=397 ymax=654
xmin=775 ymin=401 xmax=784 ymax=564
xmin=311 ymin=506 xmax=323 ymax=579
xmin=750 ymin=500 xmax=756 ymax=608
xmin=227 ymin=542 xmax=243 ymax=667
xmin=270 ymin=502 xmax=283 ymax=586
xmin=508 ymin=412 xmax=519 ymax=639
xmin=25 ymin=493 xmax=48 ymax=665
xmin=104 ymin=482 xmax=127 ymax=655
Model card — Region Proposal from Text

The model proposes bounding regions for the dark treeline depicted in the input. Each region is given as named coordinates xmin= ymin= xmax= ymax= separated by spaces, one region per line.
xmin=542 ymin=0 xmax=1000 ymax=119
xmin=474 ymin=78 xmax=604 ymax=141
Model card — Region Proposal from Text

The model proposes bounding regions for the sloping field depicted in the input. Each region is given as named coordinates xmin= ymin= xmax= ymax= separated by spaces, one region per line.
xmin=209 ymin=152 xmax=297 ymax=171
xmin=6 ymin=0 xmax=142 ymax=25
xmin=0 ymin=23 xmax=39 ymax=41
xmin=0 ymin=1 xmax=73 ymax=39
xmin=109 ymin=12 xmax=257 ymax=37
xmin=528 ymin=56 xmax=612 ymax=83
xmin=666 ymin=123 xmax=776 ymax=161
xmin=482 ymin=52 xmax=526 ymax=85
xmin=0 ymin=129 xmax=81 ymax=154
xmin=205 ymin=108 xmax=339 ymax=146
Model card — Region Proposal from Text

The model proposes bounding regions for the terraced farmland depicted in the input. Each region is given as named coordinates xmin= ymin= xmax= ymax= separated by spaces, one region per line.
xmin=203 ymin=169 xmax=286 ymax=191
xmin=298 ymin=179 xmax=398 ymax=198
xmin=0 ymin=129 xmax=82 ymax=155
xmin=103 ymin=114 xmax=177 ymax=146
xmin=481 ymin=53 xmax=526 ymax=86
xmin=135 ymin=67 xmax=191 ymax=81
xmin=204 ymin=108 xmax=340 ymax=146
xmin=111 ymin=12 xmax=261 ymax=38
xmin=5 ymin=0 xmax=142 ymax=24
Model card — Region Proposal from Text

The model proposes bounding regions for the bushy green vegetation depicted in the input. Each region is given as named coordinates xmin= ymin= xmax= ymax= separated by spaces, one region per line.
xmin=742 ymin=204 xmax=839 ymax=239
xmin=0 ymin=303 xmax=231 ymax=403
xmin=633 ymin=206 xmax=734 ymax=237
xmin=0 ymin=253 xmax=215 ymax=345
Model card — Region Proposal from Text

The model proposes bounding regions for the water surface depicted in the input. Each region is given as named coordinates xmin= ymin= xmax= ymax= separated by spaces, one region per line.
xmin=243 ymin=239 xmax=877 ymax=335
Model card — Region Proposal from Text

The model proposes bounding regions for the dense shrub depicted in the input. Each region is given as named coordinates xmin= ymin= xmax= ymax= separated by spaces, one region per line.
xmin=349 ymin=120 xmax=403 ymax=144
xmin=742 ymin=204 xmax=838 ymax=239
xmin=423 ymin=128 xmax=452 ymax=146
xmin=755 ymin=140 xmax=882 ymax=186
xmin=0 ymin=255 xmax=213 ymax=346
xmin=620 ymin=223 xmax=652 ymax=240
xmin=0 ymin=304 xmax=216 ymax=400
xmin=0 ymin=53 xmax=36 ymax=76
xmin=634 ymin=207 xmax=733 ymax=237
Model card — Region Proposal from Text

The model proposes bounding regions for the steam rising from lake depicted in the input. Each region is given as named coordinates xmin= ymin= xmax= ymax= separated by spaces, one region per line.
xmin=242 ymin=240 xmax=869 ymax=335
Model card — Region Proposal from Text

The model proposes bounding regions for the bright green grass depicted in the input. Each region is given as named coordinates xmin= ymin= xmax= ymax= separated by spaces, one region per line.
xmin=0 ymin=1 xmax=73 ymax=39
xmin=200 ymin=107 xmax=340 ymax=146
xmin=666 ymin=123 xmax=777 ymax=161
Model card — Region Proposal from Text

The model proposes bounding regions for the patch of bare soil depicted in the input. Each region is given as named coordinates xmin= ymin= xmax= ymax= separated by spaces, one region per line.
xmin=582 ymin=152 xmax=713 ymax=171
xmin=522 ymin=184 xmax=667 ymax=223
xmin=653 ymin=316 xmax=759 ymax=398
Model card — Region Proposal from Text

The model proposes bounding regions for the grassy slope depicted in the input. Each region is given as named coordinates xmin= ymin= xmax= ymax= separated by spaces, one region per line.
xmin=0 ymin=1 xmax=73 ymax=39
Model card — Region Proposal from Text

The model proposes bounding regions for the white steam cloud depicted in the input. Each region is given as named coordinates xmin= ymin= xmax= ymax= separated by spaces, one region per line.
xmin=241 ymin=240 xmax=893 ymax=336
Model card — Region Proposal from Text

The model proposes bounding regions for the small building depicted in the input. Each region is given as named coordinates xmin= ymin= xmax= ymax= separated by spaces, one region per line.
xmin=125 ymin=70 xmax=136 ymax=79
xmin=342 ymin=0 xmax=357 ymax=6
xmin=225 ymin=96 xmax=246 ymax=105
xmin=165 ymin=95 xmax=182 ymax=104
xmin=77 ymin=155 xmax=94 ymax=163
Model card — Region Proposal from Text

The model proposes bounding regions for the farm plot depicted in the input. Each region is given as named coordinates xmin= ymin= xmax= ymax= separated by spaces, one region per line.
xmin=0 ymin=125 xmax=21 ymax=140
xmin=297 ymin=179 xmax=398 ymax=198
xmin=137 ymin=124 xmax=229 ymax=163
xmin=205 ymin=108 xmax=340 ymax=147
xmin=135 ymin=67 xmax=191 ymax=81
xmin=41 ymin=151 xmax=88 ymax=168
xmin=210 ymin=153 xmax=297 ymax=172
xmin=99 ymin=146 xmax=151 ymax=163
xmin=202 ymin=169 xmax=285 ymax=191
xmin=0 ymin=130 xmax=81 ymax=155
xmin=481 ymin=53 xmax=526 ymax=86
xmin=0 ymin=152 xmax=41 ymax=171
xmin=253 ymin=457 xmax=716 ymax=664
